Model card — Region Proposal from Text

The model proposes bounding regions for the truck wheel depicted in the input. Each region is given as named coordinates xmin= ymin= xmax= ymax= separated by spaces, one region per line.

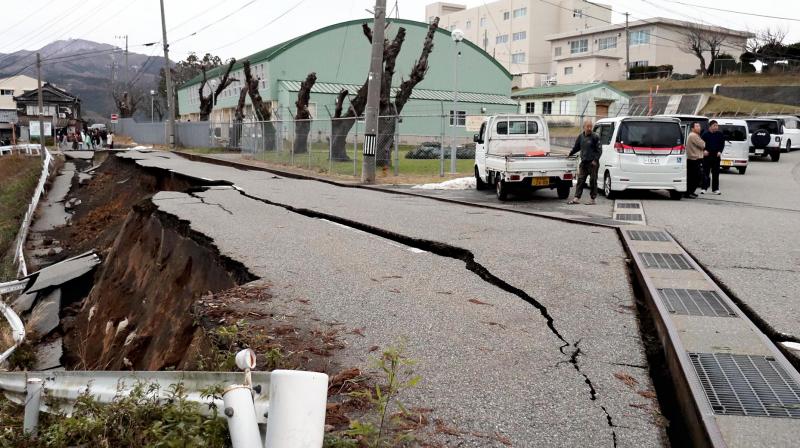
xmin=738 ymin=166 xmax=747 ymax=175
xmin=556 ymin=181 xmax=571 ymax=199
xmin=603 ymin=172 xmax=616 ymax=199
xmin=770 ymin=150 xmax=781 ymax=162
xmin=786 ymin=140 xmax=792 ymax=152
xmin=496 ymin=178 xmax=509 ymax=201
xmin=669 ymin=190 xmax=683 ymax=200
xmin=475 ymin=166 xmax=488 ymax=190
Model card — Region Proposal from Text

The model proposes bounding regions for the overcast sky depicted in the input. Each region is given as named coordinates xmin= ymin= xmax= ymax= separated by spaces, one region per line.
xmin=0 ymin=0 xmax=798 ymax=61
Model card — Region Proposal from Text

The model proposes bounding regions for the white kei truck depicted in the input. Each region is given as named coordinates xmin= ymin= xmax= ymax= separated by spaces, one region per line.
xmin=473 ymin=114 xmax=577 ymax=201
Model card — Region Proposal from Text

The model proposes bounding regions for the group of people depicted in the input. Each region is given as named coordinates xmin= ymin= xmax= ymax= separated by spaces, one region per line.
xmin=57 ymin=127 xmax=113 ymax=151
xmin=566 ymin=118 xmax=726 ymax=204
xmin=685 ymin=120 xmax=724 ymax=198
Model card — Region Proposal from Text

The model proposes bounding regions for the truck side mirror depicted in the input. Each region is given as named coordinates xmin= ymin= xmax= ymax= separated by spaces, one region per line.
xmin=473 ymin=134 xmax=481 ymax=143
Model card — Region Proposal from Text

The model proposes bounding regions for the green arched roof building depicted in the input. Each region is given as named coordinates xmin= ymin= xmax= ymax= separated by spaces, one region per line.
xmin=177 ymin=18 xmax=517 ymax=137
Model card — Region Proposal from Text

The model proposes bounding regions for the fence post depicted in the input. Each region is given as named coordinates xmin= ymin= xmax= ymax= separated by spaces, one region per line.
xmin=439 ymin=103 xmax=445 ymax=177
xmin=393 ymin=115 xmax=399 ymax=176
xmin=264 ymin=370 xmax=328 ymax=448
xmin=23 ymin=378 xmax=43 ymax=435
xmin=353 ymin=121 xmax=358 ymax=177
xmin=324 ymin=106 xmax=333 ymax=174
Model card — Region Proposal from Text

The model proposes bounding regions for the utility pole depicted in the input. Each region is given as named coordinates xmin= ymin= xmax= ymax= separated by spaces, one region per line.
xmin=625 ymin=12 xmax=630 ymax=80
xmin=361 ymin=0 xmax=386 ymax=184
xmin=36 ymin=52 xmax=45 ymax=158
xmin=159 ymin=0 xmax=176 ymax=148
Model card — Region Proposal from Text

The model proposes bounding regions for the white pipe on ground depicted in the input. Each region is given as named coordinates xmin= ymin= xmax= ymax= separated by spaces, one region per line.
xmin=264 ymin=370 xmax=329 ymax=448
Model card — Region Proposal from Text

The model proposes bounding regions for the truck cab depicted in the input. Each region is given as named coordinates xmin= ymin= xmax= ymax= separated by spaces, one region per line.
xmin=474 ymin=114 xmax=576 ymax=200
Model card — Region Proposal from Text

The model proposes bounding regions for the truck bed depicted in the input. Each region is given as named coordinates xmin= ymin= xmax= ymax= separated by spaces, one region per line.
xmin=485 ymin=153 xmax=577 ymax=175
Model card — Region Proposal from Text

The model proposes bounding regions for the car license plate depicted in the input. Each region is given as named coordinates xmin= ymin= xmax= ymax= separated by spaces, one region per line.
xmin=755 ymin=149 xmax=764 ymax=154
xmin=721 ymin=160 xmax=732 ymax=166
xmin=532 ymin=177 xmax=550 ymax=186
xmin=643 ymin=157 xmax=660 ymax=165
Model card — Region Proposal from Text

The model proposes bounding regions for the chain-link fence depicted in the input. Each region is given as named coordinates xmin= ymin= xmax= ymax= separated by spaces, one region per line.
xmin=217 ymin=114 xmax=478 ymax=179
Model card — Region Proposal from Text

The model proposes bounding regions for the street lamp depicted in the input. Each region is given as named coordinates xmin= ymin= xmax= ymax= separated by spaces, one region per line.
xmin=150 ymin=90 xmax=155 ymax=122
xmin=450 ymin=29 xmax=464 ymax=174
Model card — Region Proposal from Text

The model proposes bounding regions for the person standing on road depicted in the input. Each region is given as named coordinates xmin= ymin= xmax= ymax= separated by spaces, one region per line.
xmin=107 ymin=131 xmax=114 ymax=149
xmin=701 ymin=120 xmax=724 ymax=195
xmin=567 ymin=119 xmax=602 ymax=205
xmin=685 ymin=122 xmax=705 ymax=199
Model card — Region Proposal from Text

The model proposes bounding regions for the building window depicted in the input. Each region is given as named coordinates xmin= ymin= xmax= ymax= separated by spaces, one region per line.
xmin=573 ymin=9 xmax=583 ymax=18
xmin=513 ymin=7 xmax=527 ymax=18
xmin=512 ymin=31 xmax=526 ymax=41
xmin=630 ymin=60 xmax=649 ymax=68
xmin=554 ymin=47 xmax=562 ymax=57
xmin=560 ymin=100 xmax=570 ymax=115
xmin=525 ymin=102 xmax=535 ymax=114
xmin=564 ymin=66 xmax=574 ymax=75
xmin=496 ymin=34 xmax=508 ymax=44
xmin=449 ymin=110 xmax=466 ymax=127
xmin=511 ymin=52 xmax=526 ymax=63
xmin=570 ymin=39 xmax=588 ymax=54
xmin=598 ymin=36 xmax=617 ymax=50
xmin=466 ymin=20 xmax=471 ymax=29
xmin=503 ymin=11 xmax=510 ymax=20
xmin=480 ymin=17 xmax=486 ymax=27
xmin=542 ymin=102 xmax=553 ymax=115
xmin=631 ymin=29 xmax=651 ymax=45
xmin=0 ymin=89 xmax=13 ymax=95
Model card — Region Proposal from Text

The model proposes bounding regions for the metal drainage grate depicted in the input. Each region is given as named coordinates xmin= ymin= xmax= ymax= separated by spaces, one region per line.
xmin=617 ymin=202 xmax=641 ymax=209
xmin=640 ymin=252 xmax=693 ymax=270
xmin=658 ymin=288 xmax=737 ymax=317
xmin=628 ymin=230 xmax=670 ymax=242
xmin=689 ymin=353 xmax=800 ymax=418
xmin=615 ymin=213 xmax=643 ymax=221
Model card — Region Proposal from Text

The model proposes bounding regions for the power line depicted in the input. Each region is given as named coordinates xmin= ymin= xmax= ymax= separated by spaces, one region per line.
xmin=209 ymin=0 xmax=309 ymax=52
xmin=171 ymin=0 xmax=261 ymax=44
xmin=660 ymin=0 xmax=800 ymax=22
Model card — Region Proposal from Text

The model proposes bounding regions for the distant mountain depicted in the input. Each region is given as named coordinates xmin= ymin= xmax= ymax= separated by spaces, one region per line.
xmin=0 ymin=39 xmax=170 ymax=122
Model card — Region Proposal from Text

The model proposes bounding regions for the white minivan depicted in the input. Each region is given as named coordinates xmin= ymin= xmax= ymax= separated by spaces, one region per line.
xmin=714 ymin=118 xmax=750 ymax=175
xmin=593 ymin=116 xmax=686 ymax=200
xmin=761 ymin=115 xmax=800 ymax=152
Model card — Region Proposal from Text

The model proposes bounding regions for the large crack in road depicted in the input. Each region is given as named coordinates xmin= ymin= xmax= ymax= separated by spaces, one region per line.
xmin=219 ymin=185 xmax=620 ymax=446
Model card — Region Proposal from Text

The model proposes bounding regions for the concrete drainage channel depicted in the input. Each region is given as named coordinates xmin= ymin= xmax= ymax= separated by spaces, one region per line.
xmin=178 ymin=152 xmax=800 ymax=446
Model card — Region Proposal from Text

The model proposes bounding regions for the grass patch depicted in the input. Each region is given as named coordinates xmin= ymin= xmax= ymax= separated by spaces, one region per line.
xmin=701 ymin=95 xmax=800 ymax=116
xmin=610 ymin=73 xmax=800 ymax=93
xmin=0 ymin=155 xmax=42 ymax=281
xmin=180 ymin=147 xmax=230 ymax=155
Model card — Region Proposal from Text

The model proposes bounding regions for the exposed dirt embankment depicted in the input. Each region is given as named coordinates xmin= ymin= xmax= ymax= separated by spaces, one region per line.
xmin=63 ymin=198 xmax=256 ymax=370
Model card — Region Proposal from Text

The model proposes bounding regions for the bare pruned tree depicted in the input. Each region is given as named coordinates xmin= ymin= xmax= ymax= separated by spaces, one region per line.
xmin=231 ymin=83 xmax=249 ymax=149
xmin=112 ymin=89 xmax=145 ymax=118
xmin=243 ymin=60 xmax=277 ymax=150
xmin=330 ymin=18 xmax=439 ymax=162
xmin=679 ymin=25 xmax=729 ymax=76
xmin=293 ymin=72 xmax=317 ymax=154
xmin=198 ymin=58 xmax=237 ymax=121
xmin=747 ymin=26 xmax=789 ymax=57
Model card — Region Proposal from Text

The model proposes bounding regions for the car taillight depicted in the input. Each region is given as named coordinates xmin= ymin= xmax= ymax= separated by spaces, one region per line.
xmin=509 ymin=174 xmax=520 ymax=181
xmin=563 ymin=173 xmax=573 ymax=180
xmin=614 ymin=142 xmax=634 ymax=154
xmin=670 ymin=145 xmax=685 ymax=155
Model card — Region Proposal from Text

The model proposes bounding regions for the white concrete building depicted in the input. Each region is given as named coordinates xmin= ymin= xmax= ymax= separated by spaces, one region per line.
xmin=425 ymin=1 xmax=611 ymax=87
xmin=545 ymin=18 xmax=751 ymax=84
xmin=511 ymin=82 xmax=629 ymax=126
xmin=0 ymin=75 xmax=39 ymax=142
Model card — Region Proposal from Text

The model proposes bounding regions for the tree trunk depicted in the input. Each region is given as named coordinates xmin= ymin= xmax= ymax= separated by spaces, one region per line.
xmin=199 ymin=59 xmax=237 ymax=121
xmin=232 ymin=85 xmax=248 ymax=149
xmin=293 ymin=72 xmax=317 ymax=154
xmin=243 ymin=60 xmax=276 ymax=150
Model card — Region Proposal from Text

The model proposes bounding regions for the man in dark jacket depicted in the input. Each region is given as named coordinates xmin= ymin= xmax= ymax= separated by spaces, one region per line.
xmin=568 ymin=119 xmax=603 ymax=205
xmin=701 ymin=120 xmax=725 ymax=194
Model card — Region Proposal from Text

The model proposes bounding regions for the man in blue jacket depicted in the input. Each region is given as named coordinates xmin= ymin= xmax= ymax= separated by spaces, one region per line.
xmin=568 ymin=119 xmax=603 ymax=205
xmin=701 ymin=120 xmax=725 ymax=194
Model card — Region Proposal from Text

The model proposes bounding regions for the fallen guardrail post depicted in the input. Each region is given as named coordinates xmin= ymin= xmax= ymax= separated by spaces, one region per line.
xmin=0 ymin=348 xmax=330 ymax=447
xmin=23 ymin=378 xmax=43 ymax=435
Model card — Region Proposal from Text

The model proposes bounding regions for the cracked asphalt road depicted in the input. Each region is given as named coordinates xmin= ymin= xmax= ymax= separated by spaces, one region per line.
xmin=120 ymin=150 xmax=666 ymax=446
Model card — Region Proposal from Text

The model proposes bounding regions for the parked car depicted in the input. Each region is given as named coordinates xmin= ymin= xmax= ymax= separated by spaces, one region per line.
xmin=88 ymin=123 xmax=107 ymax=131
xmin=714 ymin=118 xmax=750 ymax=175
xmin=744 ymin=118 xmax=782 ymax=162
xmin=658 ymin=114 xmax=709 ymax=144
xmin=760 ymin=115 xmax=800 ymax=152
xmin=593 ymin=116 xmax=686 ymax=200
xmin=474 ymin=114 xmax=576 ymax=200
